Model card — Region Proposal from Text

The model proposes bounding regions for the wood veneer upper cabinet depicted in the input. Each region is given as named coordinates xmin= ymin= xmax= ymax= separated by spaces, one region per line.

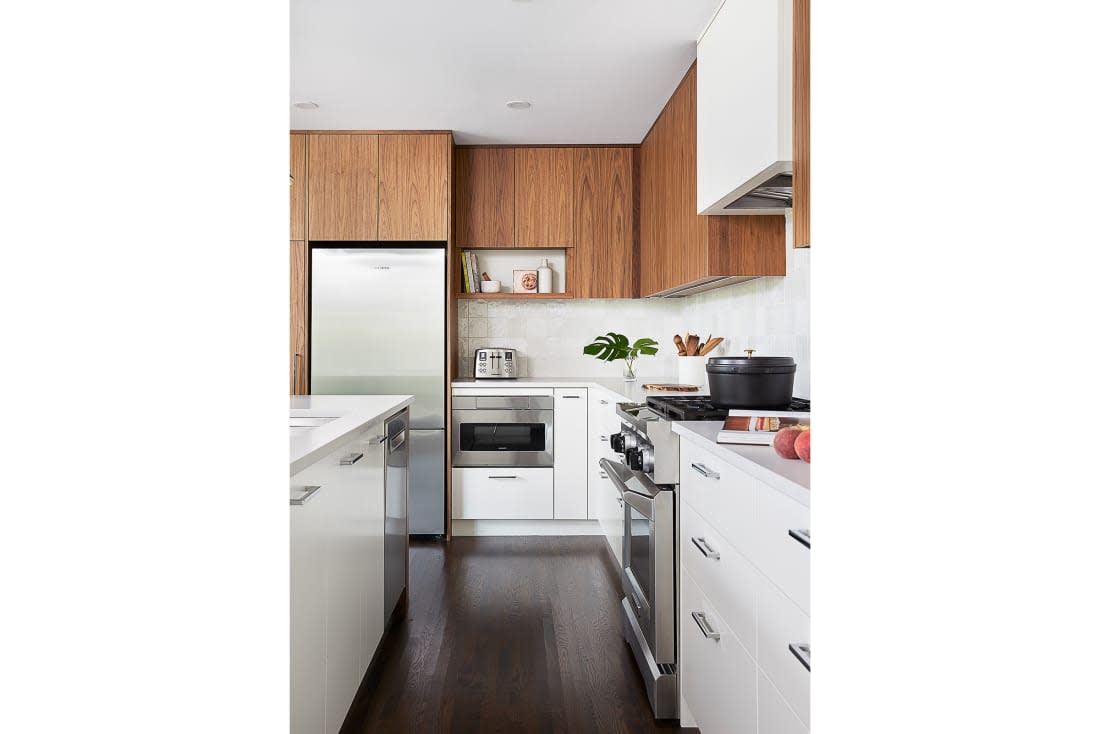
xmin=290 ymin=240 xmax=309 ymax=395
xmin=640 ymin=65 xmax=785 ymax=296
xmin=307 ymin=134 xmax=378 ymax=241
xmin=456 ymin=148 xmax=515 ymax=247
xmin=573 ymin=147 xmax=635 ymax=298
xmin=515 ymin=148 xmax=573 ymax=247
xmin=290 ymin=134 xmax=307 ymax=240
xmin=378 ymin=134 xmax=450 ymax=240
xmin=793 ymin=0 xmax=810 ymax=248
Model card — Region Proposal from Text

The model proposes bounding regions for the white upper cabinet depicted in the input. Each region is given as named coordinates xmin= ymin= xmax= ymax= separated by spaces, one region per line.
xmin=697 ymin=0 xmax=793 ymax=215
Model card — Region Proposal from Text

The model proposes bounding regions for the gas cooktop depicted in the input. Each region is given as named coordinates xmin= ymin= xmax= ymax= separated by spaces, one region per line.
xmin=645 ymin=395 xmax=811 ymax=421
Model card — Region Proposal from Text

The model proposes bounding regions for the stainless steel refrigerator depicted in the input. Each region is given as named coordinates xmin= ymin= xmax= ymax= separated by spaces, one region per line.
xmin=310 ymin=246 xmax=446 ymax=535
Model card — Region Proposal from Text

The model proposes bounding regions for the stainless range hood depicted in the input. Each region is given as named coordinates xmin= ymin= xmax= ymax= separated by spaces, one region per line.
xmin=722 ymin=171 xmax=792 ymax=213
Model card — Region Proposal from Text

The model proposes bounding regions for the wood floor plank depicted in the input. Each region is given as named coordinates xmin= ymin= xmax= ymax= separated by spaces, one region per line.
xmin=347 ymin=536 xmax=696 ymax=734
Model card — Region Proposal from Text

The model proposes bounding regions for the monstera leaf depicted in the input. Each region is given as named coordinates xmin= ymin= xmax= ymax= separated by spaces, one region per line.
xmin=582 ymin=333 xmax=659 ymax=362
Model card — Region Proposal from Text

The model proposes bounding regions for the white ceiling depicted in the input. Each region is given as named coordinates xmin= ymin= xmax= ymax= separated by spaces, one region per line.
xmin=290 ymin=0 xmax=723 ymax=144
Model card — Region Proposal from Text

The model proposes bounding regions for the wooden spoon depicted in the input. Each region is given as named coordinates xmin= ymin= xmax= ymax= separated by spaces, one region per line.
xmin=685 ymin=334 xmax=700 ymax=356
xmin=673 ymin=335 xmax=687 ymax=356
xmin=698 ymin=337 xmax=724 ymax=356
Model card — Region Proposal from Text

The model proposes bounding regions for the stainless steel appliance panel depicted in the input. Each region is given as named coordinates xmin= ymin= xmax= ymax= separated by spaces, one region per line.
xmin=407 ymin=429 xmax=444 ymax=535
xmin=451 ymin=396 xmax=554 ymax=468
xmin=310 ymin=248 xmax=446 ymax=431
xmin=384 ymin=410 xmax=409 ymax=620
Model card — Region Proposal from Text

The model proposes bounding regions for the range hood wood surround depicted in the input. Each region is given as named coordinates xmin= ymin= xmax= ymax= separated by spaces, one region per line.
xmin=639 ymin=64 xmax=785 ymax=298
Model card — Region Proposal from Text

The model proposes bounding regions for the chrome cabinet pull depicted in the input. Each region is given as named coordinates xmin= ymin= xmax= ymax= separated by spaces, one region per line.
xmin=789 ymin=643 xmax=811 ymax=671
xmin=691 ymin=463 xmax=720 ymax=479
xmin=488 ymin=475 xmax=517 ymax=479
xmin=691 ymin=611 xmax=721 ymax=640
xmin=600 ymin=435 xmax=609 ymax=441
xmin=290 ymin=485 xmax=321 ymax=506
xmin=600 ymin=399 xmax=609 ymax=405
xmin=561 ymin=395 xmax=582 ymax=399
xmin=340 ymin=452 xmax=363 ymax=465
xmin=371 ymin=434 xmax=386 ymax=444
xmin=599 ymin=471 xmax=608 ymax=479
xmin=691 ymin=536 xmax=721 ymax=560
xmin=789 ymin=528 xmax=811 ymax=549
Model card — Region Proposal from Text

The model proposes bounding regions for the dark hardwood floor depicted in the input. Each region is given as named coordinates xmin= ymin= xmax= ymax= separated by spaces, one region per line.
xmin=347 ymin=536 xmax=696 ymax=734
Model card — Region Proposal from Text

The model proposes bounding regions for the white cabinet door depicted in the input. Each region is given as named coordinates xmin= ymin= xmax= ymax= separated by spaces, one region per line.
xmin=452 ymin=467 xmax=554 ymax=519
xmin=553 ymin=388 xmax=588 ymax=519
xmin=290 ymin=467 xmax=332 ymax=734
xmin=757 ymin=574 xmax=810 ymax=727
xmin=697 ymin=0 xmax=793 ymax=214
xmin=681 ymin=569 xmax=757 ymax=734
xmin=344 ymin=432 xmax=387 ymax=676
xmin=760 ymin=669 xmax=810 ymax=734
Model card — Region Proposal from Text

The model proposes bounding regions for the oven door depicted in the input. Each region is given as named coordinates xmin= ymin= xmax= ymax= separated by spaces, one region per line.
xmin=451 ymin=396 xmax=554 ymax=467
xmin=604 ymin=459 xmax=676 ymax=665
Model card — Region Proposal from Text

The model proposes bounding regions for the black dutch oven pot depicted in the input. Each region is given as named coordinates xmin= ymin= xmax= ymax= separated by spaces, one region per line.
xmin=706 ymin=350 xmax=797 ymax=409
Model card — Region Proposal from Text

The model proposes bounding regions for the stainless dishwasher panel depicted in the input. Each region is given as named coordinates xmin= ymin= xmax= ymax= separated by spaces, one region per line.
xmin=384 ymin=410 xmax=409 ymax=620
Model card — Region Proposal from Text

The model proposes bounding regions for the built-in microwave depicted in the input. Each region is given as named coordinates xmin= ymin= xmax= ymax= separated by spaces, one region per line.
xmin=451 ymin=395 xmax=554 ymax=467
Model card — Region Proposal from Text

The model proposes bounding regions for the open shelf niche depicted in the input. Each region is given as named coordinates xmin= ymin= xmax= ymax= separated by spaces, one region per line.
xmin=456 ymin=247 xmax=574 ymax=300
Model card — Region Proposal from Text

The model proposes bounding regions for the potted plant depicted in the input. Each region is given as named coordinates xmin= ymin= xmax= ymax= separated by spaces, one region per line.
xmin=582 ymin=333 xmax=659 ymax=382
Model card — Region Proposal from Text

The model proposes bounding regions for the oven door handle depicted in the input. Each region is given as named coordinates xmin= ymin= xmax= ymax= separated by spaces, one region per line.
xmin=598 ymin=457 xmax=629 ymax=496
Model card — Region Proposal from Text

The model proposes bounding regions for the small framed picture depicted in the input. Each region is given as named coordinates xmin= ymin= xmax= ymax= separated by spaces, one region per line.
xmin=513 ymin=269 xmax=539 ymax=293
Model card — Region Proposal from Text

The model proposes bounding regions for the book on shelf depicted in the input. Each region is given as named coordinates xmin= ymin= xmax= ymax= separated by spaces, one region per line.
xmin=460 ymin=251 xmax=470 ymax=293
xmin=471 ymin=252 xmax=481 ymax=292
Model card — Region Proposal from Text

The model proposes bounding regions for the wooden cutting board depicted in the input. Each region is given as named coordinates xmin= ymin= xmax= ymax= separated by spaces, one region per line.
xmin=641 ymin=383 xmax=700 ymax=392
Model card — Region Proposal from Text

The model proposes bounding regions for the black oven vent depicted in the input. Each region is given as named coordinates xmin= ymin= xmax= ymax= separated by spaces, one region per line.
xmin=657 ymin=663 xmax=676 ymax=675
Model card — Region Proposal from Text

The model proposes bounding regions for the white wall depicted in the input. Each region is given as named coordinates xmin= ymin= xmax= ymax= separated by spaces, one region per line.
xmin=458 ymin=226 xmax=810 ymax=397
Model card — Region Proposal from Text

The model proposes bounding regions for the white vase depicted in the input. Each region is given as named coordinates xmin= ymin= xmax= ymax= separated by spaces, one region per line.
xmin=677 ymin=356 xmax=709 ymax=389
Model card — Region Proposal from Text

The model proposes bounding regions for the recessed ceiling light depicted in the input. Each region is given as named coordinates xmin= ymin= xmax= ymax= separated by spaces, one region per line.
xmin=292 ymin=101 xmax=319 ymax=110
xmin=505 ymin=100 xmax=532 ymax=110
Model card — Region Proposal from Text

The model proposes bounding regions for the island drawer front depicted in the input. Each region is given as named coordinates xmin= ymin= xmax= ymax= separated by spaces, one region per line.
xmin=680 ymin=569 xmax=757 ymax=734
xmin=680 ymin=501 xmax=758 ymax=659
xmin=679 ymin=442 xmax=759 ymax=563
xmin=452 ymin=467 xmax=554 ymax=519
xmin=755 ymin=478 xmax=811 ymax=614
xmin=757 ymin=574 xmax=810 ymax=726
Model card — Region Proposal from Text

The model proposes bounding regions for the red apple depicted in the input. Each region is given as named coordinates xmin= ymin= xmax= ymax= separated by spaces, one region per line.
xmin=794 ymin=430 xmax=811 ymax=463
xmin=773 ymin=426 xmax=803 ymax=459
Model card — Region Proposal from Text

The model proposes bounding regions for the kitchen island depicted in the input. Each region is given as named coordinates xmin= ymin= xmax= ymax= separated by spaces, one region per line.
xmin=290 ymin=394 xmax=413 ymax=734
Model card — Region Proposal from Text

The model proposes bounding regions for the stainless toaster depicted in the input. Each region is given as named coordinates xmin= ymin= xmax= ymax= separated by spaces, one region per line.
xmin=474 ymin=347 xmax=518 ymax=379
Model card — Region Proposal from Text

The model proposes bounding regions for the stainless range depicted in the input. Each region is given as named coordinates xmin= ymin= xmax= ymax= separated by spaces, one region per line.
xmin=598 ymin=401 xmax=683 ymax=720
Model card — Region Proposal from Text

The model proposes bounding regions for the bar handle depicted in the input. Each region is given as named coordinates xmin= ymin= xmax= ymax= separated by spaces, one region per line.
xmin=488 ymin=475 xmax=517 ymax=479
xmin=290 ymin=485 xmax=321 ymax=506
xmin=788 ymin=528 xmax=811 ymax=549
xmin=789 ymin=643 xmax=811 ymax=671
xmin=691 ymin=536 xmax=721 ymax=560
xmin=691 ymin=462 xmax=720 ymax=479
xmin=600 ymin=399 xmax=609 ymax=405
xmin=291 ymin=353 xmax=301 ymax=393
xmin=600 ymin=435 xmax=609 ymax=442
xmin=691 ymin=611 xmax=721 ymax=640
xmin=561 ymin=395 xmax=583 ymax=399
xmin=340 ymin=452 xmax=363 ymax=466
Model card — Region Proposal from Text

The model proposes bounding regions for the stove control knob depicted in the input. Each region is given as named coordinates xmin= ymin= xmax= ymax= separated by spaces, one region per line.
xmin=610 ymin=432 xmax=626 ymax=453
xmin=640 ymin=446 xmax=655 ymax=474
xmin=622 ymin=431 xmax=638 ymax=451
xmin=625 ymin=447 xmax=644 ymax=471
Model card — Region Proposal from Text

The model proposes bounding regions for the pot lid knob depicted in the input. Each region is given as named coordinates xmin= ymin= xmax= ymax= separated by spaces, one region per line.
xmin=744 ymin=349 xmax=756 ymax=358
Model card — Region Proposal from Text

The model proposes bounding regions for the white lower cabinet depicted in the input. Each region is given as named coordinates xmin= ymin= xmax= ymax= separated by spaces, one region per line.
xmin=452 ymin=467 xmax=554 ymax=519
xmin=589 ymin=389 xmax=623 ymax=564
xmin=759 ymin=668 xmax=809 ymax=734
xmin=554 ymin=388 xmax=588 ymax=519
xmin=756 ymin=574 xmax=810 ymax=726
xmin=679 ymin=440 xmax=810 ymax=733
xmin=290 ymin=425 xmax=388 ymax=734
xmin=681 ymin=570 xmax=757 ymax=734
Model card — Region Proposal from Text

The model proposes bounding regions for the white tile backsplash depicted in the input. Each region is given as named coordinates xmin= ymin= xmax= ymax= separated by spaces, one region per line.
xmin=457 ymin=227 xmax=810 ymax=396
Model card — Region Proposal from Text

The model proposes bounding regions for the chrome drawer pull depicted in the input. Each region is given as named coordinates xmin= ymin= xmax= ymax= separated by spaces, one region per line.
xmin=339 ymin=452 xmax=363 ymax=465
xmin=600 ymin=399 xmax=609 ymax=405
xmin=599 ymin=471 xmax=608 ymax=479
xmin=691 ymin=611 xmax=721 ymax=640
xmin=691 ymin=536 xmax=721 ymax=560
xmin=290 ymin=485 xmax=321 ymax=506
xmin=788 ymin=528 xmax=811 ymax=549
xmin=561 ymin=395 xmax=582 ymax=399
xmin=600 ymin=435 xmax=609 ymax=441
xmin=789 ymin=643 xmax=811 ymax=672
xmin=488 ymin=475 xmax=517 ymax=479
xmin=371 ymin=434 xmax=386 ymax=444
xmin=691 ymin=463 xmax=720 ymax=479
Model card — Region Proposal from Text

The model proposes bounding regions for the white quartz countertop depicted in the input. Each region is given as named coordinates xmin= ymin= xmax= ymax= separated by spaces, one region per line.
xmin=672 ymin=421 xmax=810 ymax=506
xmin=451 ymin=377 xmax=707 ymax=404
xmin=290 ymin=395 xmax=413 ymax=476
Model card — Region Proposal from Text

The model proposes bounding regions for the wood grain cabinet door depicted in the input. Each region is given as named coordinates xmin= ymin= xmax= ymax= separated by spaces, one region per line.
xmin=573 ymin=147 xmax=635 ymax=298
xmin=455 ymin=147 xmax=515 ymax=247
xmin=378 ymin=134 xmax=450 ymax=241
xmin=515 ymin=148 xmax=574 ymax=247
xmin=290 ymin=240 xmax=309 ymax=395
xmin=290 ymin=134 xmax=307 ymax=240
xmin=307 ymin=134 xmax=378 ymax=241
